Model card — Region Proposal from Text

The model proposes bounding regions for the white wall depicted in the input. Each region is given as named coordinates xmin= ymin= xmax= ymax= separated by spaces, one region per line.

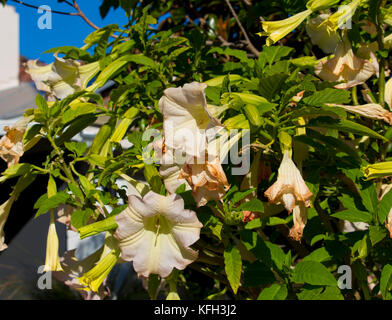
xmin=0 ymin=5 xmax=19 ymax=91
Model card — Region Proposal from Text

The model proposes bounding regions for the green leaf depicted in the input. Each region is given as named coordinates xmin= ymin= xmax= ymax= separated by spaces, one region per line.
xmin=261 ymin=46 xmax=293 ymax=65
xmin=62 ymin=102 xmax=96 ymax=124
xmin=0 ymin=163 xmax=31 ymax=182
xmin=204 ymin=74 xmax=244 ymax=87
xmin=369 ymin=225 xmax=387 ymax=246
xmin=71 ymin=208 xmax=94 ymax=229
xmin=292 ymin=261 xmax=337 ymax=286
xmin=64 ymin=141 xmax=88 ymax=157
xmin=297 ymin=285 xmax=344 ymax=300
xmin=144 ymin=164 xmax=163 ymax=194
xmin=124 ymin=54 xmax=157 ymax=69
xmin=244 ymin=218 xmax=262 ymax=230
xmin=331 ymin=209 xmax=373 ymax=223
xmin=303 ymin=88 xmax=351 ymax=107
xmin=240 ymin=230 xmax=285 ymax=270
xmin=35 ymin=94 xmax=48 ymax=115
xmin=224 ymin=244 xmax=242 ymax=294
xmin=34 ymin=191 xmax=70 ymax=217
xmin=56 ymin=114 xmax=97 ymax=146
xmin=110 ymin=107 xmax=139 ymax=143
xmin=257 ymin=284 xmax=288 ymax=300
xmin=380 ymin=264 xmax=392 ymax=300
xmin=236 ymin=199 xmax=264 ymax=213
xmin=359 ymin=180 xmax=378 ymax=214
xmin=307 ymin=116 xmax=389 ymax=142
xmin=303 ymin=247 xmax=332 ymax=263
xmin=258 ymin=73 xmax=288 ymax=100
xmin=378 ymin=188 xmax=392 ymax=223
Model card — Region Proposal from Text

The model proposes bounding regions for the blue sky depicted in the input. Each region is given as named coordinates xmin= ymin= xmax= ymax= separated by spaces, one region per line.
xmin=9 ymin=1 xmax=129 ymax=63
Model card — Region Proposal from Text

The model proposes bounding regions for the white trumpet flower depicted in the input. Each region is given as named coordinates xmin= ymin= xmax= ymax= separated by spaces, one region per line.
xmin=27 ymin=56 xmax=99 ymax=100
xmin=264 ymin=149 xmax=313 ymax=213
xmin=114 ymin=191 xmax=203 ymax=278
xmin=326 ymin=103 xmax=392 ymax=125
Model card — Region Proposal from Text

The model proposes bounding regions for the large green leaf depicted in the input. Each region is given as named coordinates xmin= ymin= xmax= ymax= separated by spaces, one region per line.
xmin=292 ymin=261 xmax=337 ymax=286
xmin=224 ymin=244 xmax=242 ymax=294
xmin=307 ymin=116 xmax=389 ymax=142
xmin=378 ymin=188 xmax=392 ymax=223
xmin=331 ymin=209 xmax=373 ymax=223
xmin=34 ymin=192 xmax=70 ymax=217
xmin=297 ymin=285 xmax=344 ymax=300
xmin=257 ymin=284 xmax=288 ymax=300
xmin=303 ymin=88 xmax=351 ymax=107
xmin=380 ymin=264 xmax=392 ymax=300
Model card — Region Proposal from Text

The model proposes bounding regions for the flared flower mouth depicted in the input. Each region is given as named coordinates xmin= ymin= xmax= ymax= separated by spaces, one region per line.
xmin=114 ymin=191 xmax=203 ymax=278
xmin=264 ymin=149 xmax=313 ymax=213
xmin=26 ymin=56 xmax=99 ymax=100
xmin=261 ymin=9 xmax=313 ymax=46
xmin=314 ymin=34 xmax=377 ymax=89
xmin=159 ymin=82 xmax=222 ymax=160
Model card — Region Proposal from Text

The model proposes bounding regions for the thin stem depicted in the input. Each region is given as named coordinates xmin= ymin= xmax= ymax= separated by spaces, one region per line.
xmin=72 ymin=0 xmax=99 ymax=30
xmin=11 ymin=0 xmax=103 ymax=32
xmin=375 ymin=0 xmax=387 ymax=108
xmin=10 ymin=0 xmax=78 ymax=15
xmin=224 ymin=0 xmax=260 ymax=56
xmin=352 ymin=86 xmax=359 ymax=106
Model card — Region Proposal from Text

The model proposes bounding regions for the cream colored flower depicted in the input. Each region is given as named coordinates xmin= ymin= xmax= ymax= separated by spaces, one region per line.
xmin=27 ymin=56 xmax=99 ymax=100
xmin=385 ymin=78 xmax=392 ymax=109
xmin=260 ymin=0 xmax=338 ymax=45
xmin=315 ymin=34 xmax=377 ymax=89
xmin=261 ymin=9 xmax=313 ymax=46
xmin=264 ymin=149 xmax=313 ymax=213
xmin=43 ymin=212 xmax=64 ymax=272
xmin=158 ymin=82 xmax=222 ymax=160
xmin=306 ymin=14 xmax=340 ymax=54
xmin=54 ymin=249 xmax=110 ymax=300
xmin=0 ymin=196 xmax=16 ymax=251
xmin=320 ymin=0 xmax=362 ymax=33
xmin=326 ymin=103 xmax=392 ymax=125
xmin=0 ymin=117 xmax=30 ymax=167
xmin=78 ymin=234 xmax=120 ymax=292
xmin=289 ymin=203 xmax=308 ymax=241
xmin=179 ymin=155 xmax=230 ymax=207
xmin=114 ymin=191 xmax=203 ymax=278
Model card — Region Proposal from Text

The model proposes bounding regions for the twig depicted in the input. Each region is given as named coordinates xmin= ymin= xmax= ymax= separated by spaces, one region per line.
xmin=223 ymin=0 xmax=260 ymax=56
xmin=10 ymin=0 xmax=78 ymax=15
xmin=72 ymin=0 xmax=99 ymax=30
xmin=10 ymin=0 xmax=100 ymax=30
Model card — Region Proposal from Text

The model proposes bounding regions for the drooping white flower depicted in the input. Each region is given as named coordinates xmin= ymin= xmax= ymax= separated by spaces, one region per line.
xmin=326 ymin=103 xmax=392 ymax=125
xmin=43 ymin=212 xmax=63 ymax=272
xmin=319 ymin=0 xmax=363 ymax=33
xmin=264 ymin=149 xmax=313 ymax=213
xmin=53 ymin=249 xmax=110 ymax=300
xmin=0 ymin=196 xmax=15 ymax=251
xmin=158 ymin=82 xmax=222 ymax=160
xmin=114 ymin=191 xmax=203 ymax=278
xmin=26 ymin=56 xmax=99 ymax=100
xmin=306 ymin=14 xmax=340 ymax=54
xmin=385 ymin=78 xmax=392 ymax=110
xmin=315 ymin=33 xmax=377 ymax=89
